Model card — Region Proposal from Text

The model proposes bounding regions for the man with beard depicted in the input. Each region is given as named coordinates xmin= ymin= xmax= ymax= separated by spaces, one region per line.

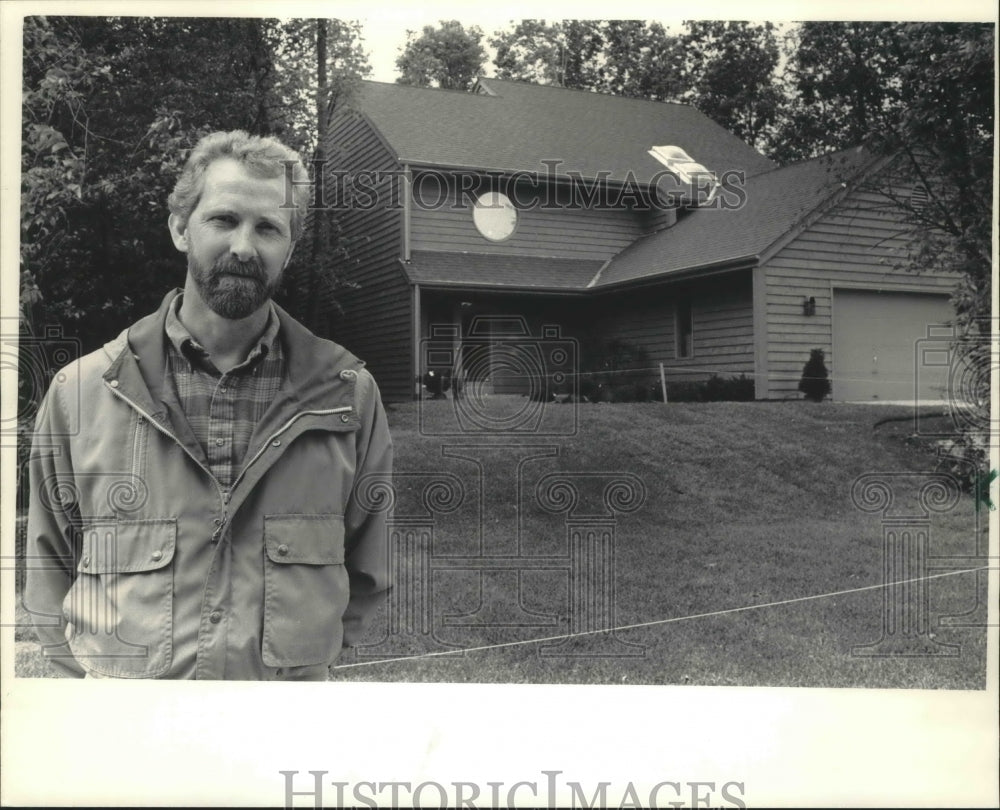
xmin=25 ymin=130 xmax=393 ymax=680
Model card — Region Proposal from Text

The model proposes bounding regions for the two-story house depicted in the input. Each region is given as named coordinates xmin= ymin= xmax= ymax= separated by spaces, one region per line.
xmin=323 ymin=78 xmax=956 ymax=404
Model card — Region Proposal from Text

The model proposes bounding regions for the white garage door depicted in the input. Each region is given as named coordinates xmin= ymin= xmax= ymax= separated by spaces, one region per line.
xmin=832 ymin=289 xmax=953 ymax=401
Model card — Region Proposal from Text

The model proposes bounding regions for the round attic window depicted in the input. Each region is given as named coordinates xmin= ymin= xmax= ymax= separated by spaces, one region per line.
xmin=472 ymin=191 xmax=518 ymax=242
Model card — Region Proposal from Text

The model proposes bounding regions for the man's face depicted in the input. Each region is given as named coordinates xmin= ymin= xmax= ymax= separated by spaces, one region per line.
xmin=168 ymin=157 xmax=295 ymax=320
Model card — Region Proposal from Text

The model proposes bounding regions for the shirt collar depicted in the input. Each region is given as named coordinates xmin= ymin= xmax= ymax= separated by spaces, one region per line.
xmin=165 ymin=293 xmax=281 ymax=366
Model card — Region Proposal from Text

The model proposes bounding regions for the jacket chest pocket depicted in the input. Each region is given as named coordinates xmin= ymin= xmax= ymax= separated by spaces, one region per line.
xmin=261 ymin=514 xmax=348 ymax=668
xmin=64 ymin=519 xmax=176 ymax=678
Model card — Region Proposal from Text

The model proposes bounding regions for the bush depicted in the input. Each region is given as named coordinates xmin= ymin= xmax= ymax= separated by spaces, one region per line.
xmin=664 ymin=374 xmax=754 ymax=402
xmin=703 ymin=373 xmax=755 ymax=402
xmin=798 ymin=348 xmax=832 ymax=402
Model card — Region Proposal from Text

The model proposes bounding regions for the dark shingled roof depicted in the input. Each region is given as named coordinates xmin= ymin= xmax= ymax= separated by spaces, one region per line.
xmin=355 ymin=78 xmax=776 ymax=184
xmin=594 ymin=146 xmax=879 ymax=288
xmin=403 ymin=251 xmax=603 ymax=290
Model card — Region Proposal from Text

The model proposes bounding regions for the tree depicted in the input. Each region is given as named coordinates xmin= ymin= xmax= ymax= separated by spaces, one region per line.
xmin=396 ymin=20 xmax=486 ymax=91
xmin=20 ymin=16 xmax=282 ymax=350
xmin=681 ymin=21 xmax=786 ymax=151
xmin=20 ymin=15 xmax=370 ymax=351
xmin=491 ymin=19 xmax=604 ymax=89
xmin=594 ymin=20 xmax=686 ymax=100
xmin=884 ymin=24 xmax=993 ymax=483
xmin=490 ymin=19 xmax=688 ymax=99
xmin=771 ymin=22 xmax=908 ymax=162
xmin=272 ymin=18 xmax=370 ymax=335
xmin=775 ymin=22 xmax=993 ymax=483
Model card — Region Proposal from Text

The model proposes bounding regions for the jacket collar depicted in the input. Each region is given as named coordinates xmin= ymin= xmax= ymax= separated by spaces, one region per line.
xmin=102 ymin=289 xmax=365 ymax=427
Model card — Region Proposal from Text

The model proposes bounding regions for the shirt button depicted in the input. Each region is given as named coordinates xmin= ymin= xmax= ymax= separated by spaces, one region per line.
xmin=215 ymin=437 xmax=225 ymax=446
xmin=81 ymin=556 xmax=91 ymax=569
xmin=277 ymin=544 xmax=289 ymax=556
xmin=339 ymin=369 xmax=356 ymax=381
xmin=340 ymin=414 xmax=350 ymax=423
xmin=109 ymin=380 xmax=119 ymax=388
xmin=209 ymin=611 xmax=222 ymax=624
xmin=151 ymin=550 xmax=163 ymax=561
xmin=271 ymin=439 xmax=281 ymax=447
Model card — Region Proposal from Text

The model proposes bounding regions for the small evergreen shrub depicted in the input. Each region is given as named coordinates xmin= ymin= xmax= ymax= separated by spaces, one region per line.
xmin=798 ymin=349 xmax=832 ymax=402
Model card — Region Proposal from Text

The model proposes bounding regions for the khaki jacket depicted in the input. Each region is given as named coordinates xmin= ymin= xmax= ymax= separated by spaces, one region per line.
xmin=26 ymin=290 xmax=392 ymax=680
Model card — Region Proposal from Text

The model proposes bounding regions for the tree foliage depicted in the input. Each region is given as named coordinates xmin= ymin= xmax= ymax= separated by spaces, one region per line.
xmin=680 ymin=21 xmax=785 ymax=151
xmin=491 ymin=19 xmax=604 ymax=88
xmin=20 ymin=15 xmax=369 ymax=352
xmin=490 ymin=19 xmax=687 ymax=99
xmin=774 ymin=22 xmax=993 ymax=479
xmin=771 ymin=22 xmax=908 ymax=162
xmin=21 ymin=16 xmax=276 ymax=348
xmin=271 ymin=18 xmax=370 ymax=335
xmin=396 ymin=20 xmax=486 ymax=91
xmin=594 ymin=20 xmax=686 ymax=100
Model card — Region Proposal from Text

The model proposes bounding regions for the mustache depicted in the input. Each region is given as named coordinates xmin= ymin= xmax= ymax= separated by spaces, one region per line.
xmin=211 ymin=255 xmax=266 ymax=281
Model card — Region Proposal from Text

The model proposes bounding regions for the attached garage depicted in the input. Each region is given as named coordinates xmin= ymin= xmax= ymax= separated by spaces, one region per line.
xmin=831 ymin=289 xmax=953 ymax=401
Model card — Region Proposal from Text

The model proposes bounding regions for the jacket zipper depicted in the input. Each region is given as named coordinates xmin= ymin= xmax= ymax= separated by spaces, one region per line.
xmin=131 ymin=413 xmax=148 ymax=488
xmin=108 ymin=384 xmax=351 ymax=541
xmin=106 ymin=382 xmax=230 ymax=540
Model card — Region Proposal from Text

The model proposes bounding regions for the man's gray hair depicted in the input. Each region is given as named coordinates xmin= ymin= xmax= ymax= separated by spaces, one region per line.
xmin=168 ymin=130 xmax=310 ymax=240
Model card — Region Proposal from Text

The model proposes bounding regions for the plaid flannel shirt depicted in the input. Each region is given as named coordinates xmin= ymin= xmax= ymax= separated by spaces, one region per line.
xmin=164 ymin=296 xmax=284 ymax=488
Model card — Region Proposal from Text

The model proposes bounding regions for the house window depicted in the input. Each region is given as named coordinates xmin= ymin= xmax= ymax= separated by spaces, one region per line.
xmin=676 ymin=300 xmax=693 ymax=358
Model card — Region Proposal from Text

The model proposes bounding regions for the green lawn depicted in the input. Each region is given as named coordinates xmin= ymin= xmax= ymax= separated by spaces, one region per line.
xmin=16 ymin=399 xmax=989 ymax=687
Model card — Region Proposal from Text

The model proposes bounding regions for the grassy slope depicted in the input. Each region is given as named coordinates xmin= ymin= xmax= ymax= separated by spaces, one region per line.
xmin=329 ymin=400 xmax=987 ymax=688
xmin=16 ymin=401 xmax=987 ymax=686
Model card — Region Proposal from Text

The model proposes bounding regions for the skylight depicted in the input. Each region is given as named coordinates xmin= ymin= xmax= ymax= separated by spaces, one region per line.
xmin=648 ymin=145 xmax=720 ymax=205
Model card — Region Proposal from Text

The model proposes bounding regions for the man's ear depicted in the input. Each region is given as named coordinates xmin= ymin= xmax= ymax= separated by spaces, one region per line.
xmin=168 ymin=213 xmax=189 ymax=253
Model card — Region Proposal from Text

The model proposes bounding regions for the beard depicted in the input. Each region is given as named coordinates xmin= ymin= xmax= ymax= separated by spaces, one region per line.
xmin=188 ymin=253 xmax=282 ymax=320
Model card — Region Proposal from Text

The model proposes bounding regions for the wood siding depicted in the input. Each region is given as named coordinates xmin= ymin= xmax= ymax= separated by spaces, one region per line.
xmin=325 ymin=112 xmax=411 ymax=402
xmin=410 ymin=172 xmax=657 ymax=260
xmin=591 ymin=271 xmax=755 ymax=384
xmin=760 ymin=186 xmax=958 ymax=399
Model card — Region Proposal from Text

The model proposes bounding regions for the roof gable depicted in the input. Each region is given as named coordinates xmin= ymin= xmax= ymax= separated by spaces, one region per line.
xmin=595 ymin=146 xmax=880 ymax=288
xmin=352 ymin=78 xmax=776 ymax=185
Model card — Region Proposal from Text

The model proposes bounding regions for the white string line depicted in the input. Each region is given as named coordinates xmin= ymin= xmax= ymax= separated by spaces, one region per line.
xmin=432 ymin=364 xmax=970 ymax=388
xmin=332 ymin=564 xmax=994 ymax=670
